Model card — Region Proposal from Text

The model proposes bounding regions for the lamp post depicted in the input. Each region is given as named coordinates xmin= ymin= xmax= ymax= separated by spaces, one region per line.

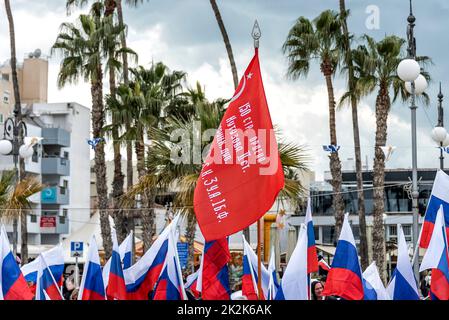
xmin=396 ymin=0 xmax=428 ymax=281
xmin=431 ymin=83 xmax=449 ymax=170
xmin=0 ymin=111 xmax=32 ymax=257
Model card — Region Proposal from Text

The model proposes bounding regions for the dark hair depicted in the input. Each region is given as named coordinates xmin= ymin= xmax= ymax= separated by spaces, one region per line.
xmin=311 ymin=280 xmax=324 ymax=300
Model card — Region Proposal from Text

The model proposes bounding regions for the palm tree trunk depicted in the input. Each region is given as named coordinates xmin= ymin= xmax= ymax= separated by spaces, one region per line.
xmin=91 ymin=65 xmax=112 ymax=259
xmin=339 ymin=0 xmax=368 ymax=270
xmin=372 ymin=86 xmax=389 ymax=283
xmin=5 ymin=0 xmax=20 ymax=113
xmin=135 ymin=131 xmax=155 ymax=252
xmin=116 ymin=0 xmax=134 ymax=193
xmin=322 ymin=62 xmax=345 ymax=242
xmin=209 ymin=0 xmax=238 ymax=89
xmin=185 ymin=212 xmax=196 ymax=272
xmin=110 ymin=67 xmax=127 ymax=243
xmin=5 ymin=0 xmax=26 ymax=262
xmin=135 ymin=130 xmax=145 ymax=179
xmin=141 ymin=191 xmax=155 ymax=253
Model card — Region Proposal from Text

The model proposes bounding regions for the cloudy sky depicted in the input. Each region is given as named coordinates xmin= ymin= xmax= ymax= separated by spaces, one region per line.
xmin=1 ymin=0 xmax=448 ymax=180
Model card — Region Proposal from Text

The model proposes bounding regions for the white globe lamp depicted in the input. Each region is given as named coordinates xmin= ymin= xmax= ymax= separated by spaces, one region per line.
xmin=19 ymin=145 xmax=34 ymax=159
xmin=397 ymin=58 xmax=420 ymax=82
xmin=405 ymin=74 xmax=428 ymax=95
xmin=0 ymin=140 xmax=12 ymax=155
xmin=432 ymin=127 xmax=448 ymax=144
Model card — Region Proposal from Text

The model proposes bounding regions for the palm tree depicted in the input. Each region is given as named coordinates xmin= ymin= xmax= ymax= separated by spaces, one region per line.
xmin=283 ymin=10 xmax=345 ymax=239
xmin=351 ymin=35 xmax=430 ymax=282
xmin=67 ymin=0 xmax=150 ymax=196
xmin=0 ymin=173 xmax=44 ymax=265
xmin=106 ymin=63 xmax=186 ymax=252
xmin=115 ymin=0 xmax=150 ymax=211
xmin=209 ymin=0 xmax=238 ymax=89
xmin=338 ymin=0 xmax=368 ymax=269
xmin=103 ymin=14 xmax=137 ymax=242
xmin=4 ymin=0 xmax=25 ymax=258
xmin=122 ymin=84 xmax=310 ymax=272
xmin=52 ymin=8 xmax=113 ymax=258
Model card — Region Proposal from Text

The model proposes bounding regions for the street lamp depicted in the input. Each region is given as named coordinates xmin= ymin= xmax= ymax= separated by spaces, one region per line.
xmin=431 ymin=83 xmax=448 ymax=170
xmin=396 ymin=0 xmax=424 ymax=281
xmin=0 ymin=113 xmax=32 ymax=257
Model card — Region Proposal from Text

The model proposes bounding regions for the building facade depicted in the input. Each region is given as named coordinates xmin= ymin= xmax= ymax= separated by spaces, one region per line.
xmin=0 ymin=50 xmax=48 ymax=123
xmin=289 ymin=168 xmax=437 ymax=276
xmin=0 ymin=102 xmax=91 ymax=249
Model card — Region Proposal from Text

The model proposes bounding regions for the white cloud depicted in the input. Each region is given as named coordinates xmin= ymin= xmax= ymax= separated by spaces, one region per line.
xmin=0 ymin=1 xmax=442 ymax=177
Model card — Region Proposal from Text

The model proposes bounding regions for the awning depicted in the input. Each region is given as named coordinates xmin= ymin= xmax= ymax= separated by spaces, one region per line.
xmin=316 ymin=244 xmax=336 ymax=256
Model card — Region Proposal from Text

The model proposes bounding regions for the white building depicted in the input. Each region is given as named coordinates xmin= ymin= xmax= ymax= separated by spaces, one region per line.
xmin=0 ymin=102 xmax=91 ymax=248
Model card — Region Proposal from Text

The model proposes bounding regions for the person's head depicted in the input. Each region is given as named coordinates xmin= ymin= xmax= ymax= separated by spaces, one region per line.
xmin=70 ymin=289 xmax=79 ymax=300
xmin=65 ymin=277 xmax=75 ymax=291
xmin=311 ymin=280 xmax=324 ymax=300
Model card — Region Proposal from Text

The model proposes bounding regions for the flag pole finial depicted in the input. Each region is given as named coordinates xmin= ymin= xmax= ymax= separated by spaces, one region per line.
xmin=251 ymin=19 xmax=261 ymax=48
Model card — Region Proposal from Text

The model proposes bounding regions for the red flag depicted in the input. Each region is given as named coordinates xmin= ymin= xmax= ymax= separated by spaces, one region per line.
xmin=194 ymin=48 xmax=284 ymax=241
xmin=201 ymin=239 xmax=231 ymax=300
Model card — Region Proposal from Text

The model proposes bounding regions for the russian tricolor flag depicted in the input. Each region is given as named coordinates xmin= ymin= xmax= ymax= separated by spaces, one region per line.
xmin=0 ymin=226 xmax=33 ymax=300
xmin=106 ymin=229 xmax=127 ymax=300
xmin=196 ymin=237 xmax=231 ymax=300
xmin=420 ymin=170 xmax=449 ymax=249
xmin=275 ymin=224 xmax=308 ymax=300
xmin=124 ymin=215 xmax=178 ymax=300
xmin=420 ymin=205 xmax=449 ymax=300
xmin=362 ymin=262 xmax=390 ymax=300
xmin=35 ymin=254 xmax=64 ymax=300
xmin=153 ymin=227 xmax=187 ymax=300
xmin=305 ymin=197 xmax=318 ymax=273
xmin=241 ymin=235 xmax=270 ymax=300
xmin=322 ymin=213 xmax=364 ymax=300
xmin=21 ymin=245 xmax=64 ymax=296
xmin=103 ymin=230 xmax=133 ymax=291
xmin=387 ymin=225 xmax=419 ymax=300
xmin=267 ymin=246 xmax=279 ymax=300
xmin=318 ymin=258 xmax=331 ymax=273
xmin=242 ymin=235 xmax=261 ymax=300
xmin=185 ymin=269 xmax=200 ymax=299
xmin=78 ymin=235 xmax=106 ymax=300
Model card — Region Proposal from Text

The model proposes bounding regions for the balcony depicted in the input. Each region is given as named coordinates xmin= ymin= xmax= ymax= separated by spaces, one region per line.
xmin=42 ymin=128 xmax=70 ymax=147
xmin=39 ymin=215 xmax=69 ymax=234
xmin=41 ymin=186 xmax=69 ymax=205
xmin=42 ymin=156 xmax=70 ymax=176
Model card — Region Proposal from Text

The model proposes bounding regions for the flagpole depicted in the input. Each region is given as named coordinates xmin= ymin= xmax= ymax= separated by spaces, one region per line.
xmin=251 ymin=19 xmax=263 ymax=300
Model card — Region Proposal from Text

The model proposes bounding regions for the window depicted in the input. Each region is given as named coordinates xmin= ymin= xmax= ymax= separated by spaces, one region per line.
xmin=402 ymin=225 xmax=412 ymax=242
xmin=3 ymin=91 xmax=9 ymax=104
xmin=59 ymin=209 xmax=67 ymax=224
xmin=32 ymin=145 xmax=38 ymax=163
xmin=30 ymin=214 xmax=37 ymax=223
xmin=0 ymin=114 xmax=3 ymax=124
xmin=388 ymin=225 xmax=397 ymax=240
xmin=352 ymin=225 xmax=360 ymax=241
xmin=322 ymin=226 xmax=335 ymax=245
xmin=2 ymin=73 xmax=9 ymax=81
xmin=60 ymin=180 xmax=68 ymax=195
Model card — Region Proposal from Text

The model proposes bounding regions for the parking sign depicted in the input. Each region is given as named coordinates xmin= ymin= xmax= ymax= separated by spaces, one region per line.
xmin=71 ymin=241 xmax=84 ymax=257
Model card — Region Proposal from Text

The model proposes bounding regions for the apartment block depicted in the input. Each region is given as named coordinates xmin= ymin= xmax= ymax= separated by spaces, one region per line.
xmin=0 ymin=49 xmax=48 ymax=123
xmin=0 ymin=102 xmax=90 ymax=248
